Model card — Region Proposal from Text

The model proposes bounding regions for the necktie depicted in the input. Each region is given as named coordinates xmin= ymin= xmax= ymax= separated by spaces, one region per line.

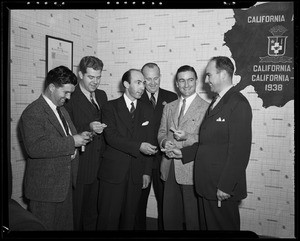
xmin=208 ymin=95 xmax=219 ymax=114
xmin=56 ymin=106 xmax=70 ymax=136
xmin=150 ymin=93 xmax=156 ymax=109
xmin=90 ymin=93 xmax=99 ymax=110
xmin=130 ymin=102 xmax=135 ymax=118
xmin=178 ymin=98 xmax=186 ymax=124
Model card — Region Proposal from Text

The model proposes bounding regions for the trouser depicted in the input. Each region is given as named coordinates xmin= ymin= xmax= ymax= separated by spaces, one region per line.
xmin=135 ymin=167 xmax=164 ymax=230
xmin=163 ymin=161 xmax=200 ymax=230
xmin=97 ymin=170 xmax=142 ymax=230
xmin=73 ymin=179 xmax=99 ymax=230
xmin=198 ymin=196 xmax=240 ymax=230
xmin=29 ymin=182 xmax=73 ymax=230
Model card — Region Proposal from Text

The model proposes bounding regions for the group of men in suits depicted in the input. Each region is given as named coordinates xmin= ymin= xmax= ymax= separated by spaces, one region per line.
xmin=19 ymin=56 xmax=252 ymax=231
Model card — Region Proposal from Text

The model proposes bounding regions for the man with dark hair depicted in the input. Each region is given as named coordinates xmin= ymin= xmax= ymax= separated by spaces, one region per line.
xmin=97 ymin=69 xmax=157 ymax=230
xmin=135 ymin=62 xmax=177 ymax=230
xmin=65 ymin=56 xmax=108 ymax=230
xmin=166 ymin=56 xmax=252 ymax=230
xmin=158 ymin=65 xmax=208 ymax=230
xmin=19 ymin=65 xmax=91 ymax=230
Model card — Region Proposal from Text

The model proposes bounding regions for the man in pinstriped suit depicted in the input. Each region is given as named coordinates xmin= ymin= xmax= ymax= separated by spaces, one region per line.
xmin=65 ymin=56 xmax=108 ymax=230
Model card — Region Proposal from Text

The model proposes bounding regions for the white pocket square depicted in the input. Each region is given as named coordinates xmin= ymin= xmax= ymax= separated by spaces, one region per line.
xmin=216 ymin=117 xmax=225 ymax=122
xmin=142 ymin=121 xmax=149 ymax=126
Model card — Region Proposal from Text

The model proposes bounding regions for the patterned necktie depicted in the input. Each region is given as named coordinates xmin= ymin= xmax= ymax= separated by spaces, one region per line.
xmin=56 ymin=106 xmax=70 ymax=136
xmin=178 ymin=98 xmax=186 ymax=124
xmin=90 ymin=93 xmax=99 ymax=110
xmin=208 ymin=95 xmax=219 ymax=114
xmin=150 ymin=93 xmax=156 ymax=109
xmin=130 ymin=102 xmax=135 ymax=118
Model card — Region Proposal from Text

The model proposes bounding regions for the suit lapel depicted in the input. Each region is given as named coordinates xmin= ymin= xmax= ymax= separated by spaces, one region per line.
xmin=207 ymin=86 xmax=236 ymax=117
xmin=170 ymin=100 xmax=180 ymax=128
xmin=117 ymin=97 xmax=133 ymax=132
xmin=179 ymin=95 xmax=201 ymax=126
xmin=132 ymin=101 xmax=143 ymax=136
xmin=75 ymin=85 xmax=99 ymax=116
xmin=39 ymin=95 xmax=66 ymax=137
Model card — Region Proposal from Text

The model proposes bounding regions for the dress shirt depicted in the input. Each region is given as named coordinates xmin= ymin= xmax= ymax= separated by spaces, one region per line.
xmin=79 ymin=84 xmax=100 ymax=109
xmin=178 ymin=92 xmax=197 ymax=116
xmin=42 ymin=94 xmax=76 ymax=159
xmin=214 ymin=85 xmax=234 ymax=108
xmin=124 ymin=93 xmax=137 ymax=112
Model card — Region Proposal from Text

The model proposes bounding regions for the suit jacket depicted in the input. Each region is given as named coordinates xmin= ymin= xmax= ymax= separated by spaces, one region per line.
xmin=158 ymin=94 xmax=209 ymax=184
xmin=140 ymin=88 xmax=178 ymax=169
xmin=181 ymin=86 xmax=252 ymax=200
xmin=98 ymin=95 xmax=155 ymax=184
xmin=19 ymin=95 xmax=78 ymax=202
xmin=64 ymin=85 xmax=108 ymax=184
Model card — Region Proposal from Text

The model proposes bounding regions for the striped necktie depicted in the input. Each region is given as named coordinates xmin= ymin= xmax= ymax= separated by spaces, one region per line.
xmin=208 ymin=95 xmax=219 ymax=114
xmin=150 ymin=93 xmax=156 ymax=109
xmin=90 ymin=93 xmax=99 ymax=110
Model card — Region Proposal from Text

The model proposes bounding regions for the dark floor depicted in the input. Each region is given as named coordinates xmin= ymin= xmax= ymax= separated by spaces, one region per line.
xmin=146 ymin=217 xmax=276 ymax=238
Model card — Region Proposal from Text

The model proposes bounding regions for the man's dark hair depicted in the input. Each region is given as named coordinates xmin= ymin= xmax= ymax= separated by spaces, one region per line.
xmin=175 ymin=65 xmax=198 ymax=80
xmin=210 ymin=56 xmax=234 ymax=78
xmin=79 ymin=56 xmax=104 ymax=74
xmin=44 ymin=65 xmax=77 ymax=90
xmin=121 ymin=68 xmax=141 ymax=86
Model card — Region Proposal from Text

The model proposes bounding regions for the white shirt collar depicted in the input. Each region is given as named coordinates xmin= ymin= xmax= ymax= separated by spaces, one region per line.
xmin=123 ymin=93 xmax=137 ymax=110
xmin=42 ymin=94 xmax=71 ymax=135
xmin=80 ymin=83 xmax=94 ymax=99
xmin=146 ymin=89 xmax=159 ymax=100
xmin=179 ymin=92 xmax=197 ymax=115
xmin=42 ymin=94 xmax=57 ymax=112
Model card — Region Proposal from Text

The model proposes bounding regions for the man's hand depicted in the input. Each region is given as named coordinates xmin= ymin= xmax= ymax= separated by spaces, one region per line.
xmin=89 ymin=121 xmax=107 ymax=134
xmin=165 ymin=148 xmax=183 ymax=159
xmin=73 ymin=131 xmax=92 ymax=147
xmin=140 ymin=143 xmax=158 ymax=155
xmin=173 ymin=129 xmax=187 ymax=141
xmin=216 ymin=189 xmax=231 ymax=201
xmin=142 ymin=175 xmax=151 ymax=189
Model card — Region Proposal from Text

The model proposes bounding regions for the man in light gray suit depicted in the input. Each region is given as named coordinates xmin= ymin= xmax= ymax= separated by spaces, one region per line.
xmin=158 ymin=65 xmax=209 ymax=230
xmin=19 ymin=66 xmax=91 ymax=230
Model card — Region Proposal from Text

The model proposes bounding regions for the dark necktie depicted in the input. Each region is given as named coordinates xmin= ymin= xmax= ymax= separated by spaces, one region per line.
xmin=56 ymin=106 xmax=70 ymax=136
xmin=90 ymin=93 xmax=99 ymax=110
xmin=208 ymin=95 xmax=219 ymax=114
xmin=178 ymin=98 xmax=186 ymax=124
xmin=130 ymin=102 xmax=135 ymax=118
xmin=150 ymin=93 xmax=156 ymax=109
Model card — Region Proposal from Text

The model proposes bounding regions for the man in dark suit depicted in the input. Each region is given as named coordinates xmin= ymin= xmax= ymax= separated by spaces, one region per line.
xmin=166 ymin=56 xmax=252 ymax=230
xmin=64 ymin=56 xmax=108 ymax=230
xmin=135 ymin=63 xmax=177 ymax=230
xmin=19 ymin=66 xmax=91 ymax=230
xmin=97 ymin=69 xmax=157 ymax=230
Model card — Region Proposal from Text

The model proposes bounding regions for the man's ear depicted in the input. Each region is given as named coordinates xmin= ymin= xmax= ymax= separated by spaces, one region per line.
xmin=123 ymin=80 xmax=130 ymax=89
xmin=220 ymin=69 xmax=227 ymax=81
xmin=78 ymin=71 xmax=83 ymax=79
xmin=49 ymin=83 xmax=55 ymax=93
